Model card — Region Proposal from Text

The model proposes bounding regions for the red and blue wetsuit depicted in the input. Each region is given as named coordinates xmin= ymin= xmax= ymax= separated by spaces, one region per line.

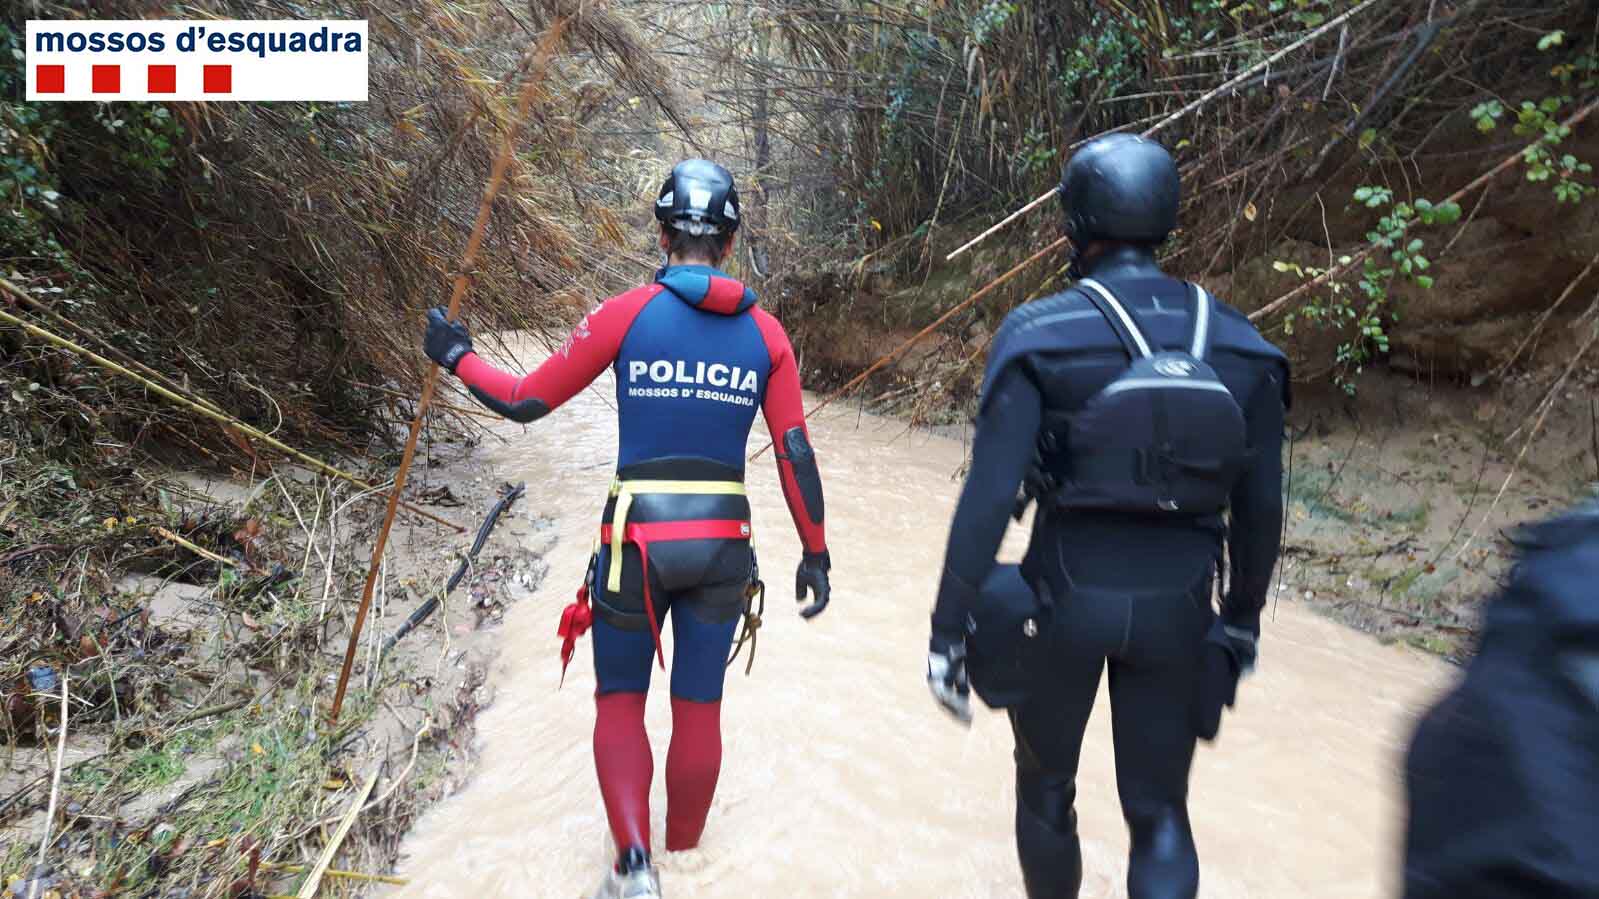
xmin=448 ymin=264 xmax=827 ymax=857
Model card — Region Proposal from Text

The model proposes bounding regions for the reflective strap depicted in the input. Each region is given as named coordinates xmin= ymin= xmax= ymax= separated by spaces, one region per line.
xmin=598 ymin=518 xmax=752 ymax=670
xmin=606 ymin=478 xmax=746 ymax=592
xmin=1190 ymin=285 xmax=1212 ymax=360
xmin=1101 ymin=378 xmax=1233 ymax=397
xmin=1078 ymin=278 xmax=1153 ymax=358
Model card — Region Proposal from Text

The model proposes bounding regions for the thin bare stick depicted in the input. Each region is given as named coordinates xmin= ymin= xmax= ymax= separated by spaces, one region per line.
xmin=0 ymin=301 xmax=460 ymax=532
xmin=152 ymin=526 xmax=244 ymax=569
xmin=1451 ymin=313 xmax=1599 ymax=563
xmin=329 ymin=20 xmax=566 ymax=725
xmin=944 ymin=189 xmax=1060 ymax=262
xmin=752 ymin=236 xmax=1071 ymax=459
xmin=295 ymin=766 xmax=380 ymax=898
xmin=30 ymin=674 xmax=69 ymax=899
xmin=362 ymin=723 xmax=430 ymax=812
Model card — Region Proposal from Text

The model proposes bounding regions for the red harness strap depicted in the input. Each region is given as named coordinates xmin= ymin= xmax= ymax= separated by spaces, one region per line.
xmin=598 ymin=519 xmax=751 ymax=670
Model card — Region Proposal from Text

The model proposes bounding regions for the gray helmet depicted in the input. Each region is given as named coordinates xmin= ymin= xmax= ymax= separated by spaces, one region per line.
xmin=1060 ymin=134 xmax=1180 ymax=246
xmin=654 ymin=159 xmax=740 ymax=237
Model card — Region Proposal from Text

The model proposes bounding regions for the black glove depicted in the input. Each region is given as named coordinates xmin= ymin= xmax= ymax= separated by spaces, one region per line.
xmin=795 ymin=550 xmax=831 ymax=620
xmin=424 ymin=306 xmax=473 ymax=373
xmin=1194 ymin=618 xmax=1258 ymax=742
xmin=927 ymin=631 xmax=972 ymax=725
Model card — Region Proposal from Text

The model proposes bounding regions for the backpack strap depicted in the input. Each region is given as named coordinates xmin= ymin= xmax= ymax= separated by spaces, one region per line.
xmin=1187 ymin=283 xmax=1215 ymax=361
xmin=1076 ymin=278 xmax=1153 ymax=359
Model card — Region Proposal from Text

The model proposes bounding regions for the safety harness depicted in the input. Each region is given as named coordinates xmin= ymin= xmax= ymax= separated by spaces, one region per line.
xmin=557 ymin=476 xmax=762 ymax=684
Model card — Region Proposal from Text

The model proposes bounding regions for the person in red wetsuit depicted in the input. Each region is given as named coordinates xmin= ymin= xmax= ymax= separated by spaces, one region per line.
xmin=423 ymin=159 xmax=830 ymax=899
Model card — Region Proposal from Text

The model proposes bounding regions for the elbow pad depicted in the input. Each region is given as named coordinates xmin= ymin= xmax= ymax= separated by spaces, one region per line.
xmin=778 ymin=427 xmax=825 ymax=526
xmin=467 ymin=386 xmax=550 ymax=424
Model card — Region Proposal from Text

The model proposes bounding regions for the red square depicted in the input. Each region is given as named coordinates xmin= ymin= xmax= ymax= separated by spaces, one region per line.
xmin=147 ymin=65 xmax=176 ymax=94
xmin=92 ymin=64 xmax=121 ymax=94
xmin=203 ymin=65 xmax=231 ymax=94
xmin=35 ymin=64 xmax=65 ymax=94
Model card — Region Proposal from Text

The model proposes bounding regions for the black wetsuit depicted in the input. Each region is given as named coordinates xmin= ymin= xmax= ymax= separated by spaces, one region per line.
xmin=932 ymin=246 xmax=1288 ymax=899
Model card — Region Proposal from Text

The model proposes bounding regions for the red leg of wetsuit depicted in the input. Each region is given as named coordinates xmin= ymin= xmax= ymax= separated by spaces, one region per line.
xmin=594 ymin=692 xmax=652 ymax=858
xmin=665 ymin=697 xmax=723 ymax=851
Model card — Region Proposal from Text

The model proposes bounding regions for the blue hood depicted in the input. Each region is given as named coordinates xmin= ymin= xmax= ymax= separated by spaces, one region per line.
xmin=654 ymin=265 xmax=758 ymax=315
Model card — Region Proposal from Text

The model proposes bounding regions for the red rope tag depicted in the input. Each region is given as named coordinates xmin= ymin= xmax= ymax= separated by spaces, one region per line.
xmin=557 ymin=583 xmax=593 ymax=688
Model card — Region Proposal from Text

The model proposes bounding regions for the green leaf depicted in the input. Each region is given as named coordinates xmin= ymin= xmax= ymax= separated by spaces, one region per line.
xmin=1407 ymin=238 xmax=1424 ymax=253
xmin=1353 ymin=186 xmax=1373 ymax=202
xmin=1272 ymin=260 xmax=1292 ymax=273
xmin=1436 ymin=202 xmax=1463 ymax=224
xmin=1416 ymin=275 xmax=1435 ymax=289
xmin=1358 ymin=128 xmax=1377 ymax=150
xmin=1538 ymin=30 xmax=1566 ymax=51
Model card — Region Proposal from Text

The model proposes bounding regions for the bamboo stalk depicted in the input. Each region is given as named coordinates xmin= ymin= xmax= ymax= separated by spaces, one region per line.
xmin=294 ymin=766 xmax=380 ymax=898
xmin=328 ymin=21 xmax=566 ymax=725
xmin=261 ymin=864 xmax=406 ymax=886
xmin=0 ymin=279 xmax=224 ymax=414
xmin=0 ymin=301 xmax=460 ymax=532
xmin=751 ymin=236 xmax=1071 ymax=460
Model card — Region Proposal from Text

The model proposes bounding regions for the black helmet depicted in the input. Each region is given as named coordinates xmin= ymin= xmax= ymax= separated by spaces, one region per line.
xmin=1059 ymin=134 xmax=1180 ymax=246
xmin=654 ymin=159 xmax=740 ymax=236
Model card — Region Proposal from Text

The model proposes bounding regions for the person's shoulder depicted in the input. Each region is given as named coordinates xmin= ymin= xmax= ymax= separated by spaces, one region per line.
xmin=994 ymin=287 xmax=1091 ymax=346
xmin=601 ymin=282 xmax=667 ymax=311
xmin=747 ymin=305 xmax=792 ymax=362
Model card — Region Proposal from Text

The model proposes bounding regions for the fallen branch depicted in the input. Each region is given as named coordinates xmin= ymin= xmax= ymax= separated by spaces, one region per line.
xmin=0 ymin=299 xmax=461 ymax=533
xmin=381 ymin=483 xmax=526 ymax=657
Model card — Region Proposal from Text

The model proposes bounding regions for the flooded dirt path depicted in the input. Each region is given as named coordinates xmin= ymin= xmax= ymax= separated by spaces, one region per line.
xmin=390 ymin=348 xmax=1452 ymax=898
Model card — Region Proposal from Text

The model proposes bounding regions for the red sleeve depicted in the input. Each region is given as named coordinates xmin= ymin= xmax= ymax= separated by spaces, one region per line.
xmin=454 ymin=286 xmax=659 ymax=422
xmin=752 ymin=308 xmax=827 ymax=554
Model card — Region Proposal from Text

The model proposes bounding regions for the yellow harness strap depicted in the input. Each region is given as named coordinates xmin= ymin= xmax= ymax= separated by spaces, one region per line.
xmin=606 ymin=478 xmax=747 ymax=592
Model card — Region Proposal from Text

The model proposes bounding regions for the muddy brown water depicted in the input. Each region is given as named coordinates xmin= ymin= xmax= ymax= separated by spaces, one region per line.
xmin=390 ymin=349 xmax=1452 ymax=898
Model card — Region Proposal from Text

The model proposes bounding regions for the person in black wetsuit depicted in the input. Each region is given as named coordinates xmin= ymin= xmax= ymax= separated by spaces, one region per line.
xmin=925 ymin=134 xmax=1290 ymax=899
xmin=1402 ymin=496 xmax=1599 ymax=899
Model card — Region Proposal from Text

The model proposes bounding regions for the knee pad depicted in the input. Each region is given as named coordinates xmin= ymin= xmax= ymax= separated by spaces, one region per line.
xmin=1015 ymin=771 xmax=1083 ymax=899
xmin=1123 ymin=800 xmax=1198 ymax=899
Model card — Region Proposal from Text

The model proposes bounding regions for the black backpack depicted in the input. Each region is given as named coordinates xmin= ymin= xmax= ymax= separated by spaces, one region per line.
xmin=1038 ymin=277 xmax=1251 ymax=518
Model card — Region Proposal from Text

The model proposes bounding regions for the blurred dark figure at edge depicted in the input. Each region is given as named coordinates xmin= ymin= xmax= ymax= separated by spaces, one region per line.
xmin=925 ymin=133 xmax=1291 ymax=899
xmin=1403 ymin=495 xmax=1599 ymax=899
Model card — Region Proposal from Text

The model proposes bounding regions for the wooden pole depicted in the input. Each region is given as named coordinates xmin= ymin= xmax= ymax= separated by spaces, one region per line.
xmin=750 ymin=236 xmax=1070 ymax=460
xmin=328 ymin=23 xmax=565 ymax=724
